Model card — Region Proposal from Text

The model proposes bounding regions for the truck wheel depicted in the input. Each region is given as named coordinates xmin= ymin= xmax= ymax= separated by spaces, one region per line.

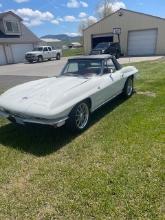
xmin=37 ymin=56 xmax=43 ymax=62
xmin=56 ymin=53 xmax=61 ymax=60
xmin=67 ymin=101 xmax=90 ymax=133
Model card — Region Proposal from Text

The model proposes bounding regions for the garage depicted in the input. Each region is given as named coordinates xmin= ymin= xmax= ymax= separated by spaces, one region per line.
xmin=0 ymin=45 xmax=6 ymax=65
xmin=83 ymin=9 xmax=165 ymax=56
xmin=11 ymin=44 xmax=34 ymax=63
xmin=128 ymin=29 xmax=157 ymax=56
xmin=92 ymin=33 xmax=113 ymax=49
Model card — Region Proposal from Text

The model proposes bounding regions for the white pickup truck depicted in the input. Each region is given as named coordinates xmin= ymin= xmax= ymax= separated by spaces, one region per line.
xmin=25 ymin=46 xmax=62 ymax=63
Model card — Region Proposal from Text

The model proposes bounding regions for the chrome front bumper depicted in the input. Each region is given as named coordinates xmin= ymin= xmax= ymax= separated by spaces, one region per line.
xmin=0 ymin=109 xmax=68 ymax=127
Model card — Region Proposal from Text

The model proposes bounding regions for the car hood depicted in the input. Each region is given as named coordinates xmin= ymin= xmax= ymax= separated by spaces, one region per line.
xmin=0 ymin=76 xmax=90 ymax=115
xmin=26 ymin=51 xmax=41 ymax=55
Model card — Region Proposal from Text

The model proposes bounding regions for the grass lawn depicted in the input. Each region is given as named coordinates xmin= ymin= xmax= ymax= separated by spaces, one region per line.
xmin=63 ymin=48 xmax=83 ymax=57
xmin=0 ymin=59 xmax=164 ymax=219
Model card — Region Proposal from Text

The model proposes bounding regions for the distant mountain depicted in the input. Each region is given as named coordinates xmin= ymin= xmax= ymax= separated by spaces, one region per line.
xmin=41 ymin=34 xmax=82 ymax=44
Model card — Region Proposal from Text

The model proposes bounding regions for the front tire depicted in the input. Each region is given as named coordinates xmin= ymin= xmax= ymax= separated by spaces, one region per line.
xmin=37 ymin=56 xmax=43 ymax=62
xmin=123 ymin=77 xmax=134 ymax=98
xmin=67 ymin=101 xmax=90 ymax=133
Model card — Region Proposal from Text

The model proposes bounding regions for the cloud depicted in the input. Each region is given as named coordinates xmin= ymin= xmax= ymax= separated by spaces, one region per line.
xmin=66 ymin=32 xmax=80 ymax=37
xmin=87 ymin=16 xmax=97 ymax=23
xmin=13 ymin=8 xmax=58 ymax=27
xmin=80 ymin=1 xmax=88 ymax=7
xmin=15 ymin=8 xmax=54 ymax=20
xmin=0 ymin=3 xmax=2 ymax=7
xmin=79 ymin=12 xmax=87 ymax=18
xmin=51 ymin=19 xmax=59 ymax=25
xmin=67 ymin=0 xmax=88 ymax=8
xmin=57 ymin=17 xmax=64 ymax=22
xmin=14 ymin=0 xmax=30 ymax=3
xmin=64 ymin=15 xmax=76 ymax=22
xmin=24 ymin=19 xmax=43 ymax=27
xmin=97 ymin=1 xmax=126 ymax=14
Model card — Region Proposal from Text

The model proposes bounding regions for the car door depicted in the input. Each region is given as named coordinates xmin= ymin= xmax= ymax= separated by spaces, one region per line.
xmin=48 ymin=47 xmax=53 ymax=58
xmin=43 ymin=47 xmax=49 ymax=59
xmin=96 ymin=58 xmax=124 ymax=105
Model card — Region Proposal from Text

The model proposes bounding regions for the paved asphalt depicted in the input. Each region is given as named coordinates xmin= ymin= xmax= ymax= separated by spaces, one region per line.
xmin=0 ymin=56 xmax=163 ymax=92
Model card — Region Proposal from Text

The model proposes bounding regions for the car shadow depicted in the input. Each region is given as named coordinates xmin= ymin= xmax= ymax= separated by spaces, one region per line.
xmin=0 ymin=94 xmax=127 ymax=157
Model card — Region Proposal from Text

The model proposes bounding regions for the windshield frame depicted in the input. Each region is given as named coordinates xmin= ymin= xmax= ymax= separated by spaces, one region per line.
xmin=61 ymin=59 xmax=104 ymax=77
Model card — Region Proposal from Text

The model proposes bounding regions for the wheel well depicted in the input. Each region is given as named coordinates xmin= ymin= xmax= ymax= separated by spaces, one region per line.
xmin=70 ymin=98 xmax=92 ymax=115
xmin=84 ymin=98 xmax=92 ymax=110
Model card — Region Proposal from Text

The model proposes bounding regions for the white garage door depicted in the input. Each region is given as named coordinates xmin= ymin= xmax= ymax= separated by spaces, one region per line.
xmin=0 ymin=45 xmax=7 ymax=65
xmin=11 ymin=44 xmax=34 ymax=63
xmin=128 ymin=29 xmax=157 ymax=56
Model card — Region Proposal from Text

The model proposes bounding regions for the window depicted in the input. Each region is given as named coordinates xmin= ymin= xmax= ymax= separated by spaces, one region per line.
xmin=105 ymin=59 xmax=116 ymax=73
xmin=62 ymin=59 xmax=102 ymax=76
xmin=43 ymin=47 xmax=48 ymax=51
xmin=5 ymin=21 xmax=20 ymax=33
xmin=64 ymin=62 xmax=78 ymax=73
xmin=48 ymin=47 xmax=52 ymax=51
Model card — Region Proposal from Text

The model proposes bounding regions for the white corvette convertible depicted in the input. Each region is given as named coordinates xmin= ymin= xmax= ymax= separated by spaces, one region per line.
xmin=0 ymin=55 xmax=138 ymax=132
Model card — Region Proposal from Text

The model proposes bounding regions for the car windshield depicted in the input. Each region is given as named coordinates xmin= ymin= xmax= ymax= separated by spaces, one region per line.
xmin=33 ymin=47 xmax=43 ymax=51
xmin=62 ymin=59 xmax=103 ymax=76
xmin=95 ymin=42 xmax=111 ymax=50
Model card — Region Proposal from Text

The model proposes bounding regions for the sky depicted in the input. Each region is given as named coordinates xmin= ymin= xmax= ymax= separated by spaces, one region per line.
xmin=0 ymin=0 xmax=165 ymax=37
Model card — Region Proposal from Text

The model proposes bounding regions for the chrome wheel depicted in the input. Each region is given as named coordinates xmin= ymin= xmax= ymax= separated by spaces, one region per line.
xmin=75 ymin=103 xmax=89 ymax=129
xmin=127 ymin=78 xmax=133 ymax=96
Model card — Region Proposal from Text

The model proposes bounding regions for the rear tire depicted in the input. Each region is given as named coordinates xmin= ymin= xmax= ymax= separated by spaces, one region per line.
xmin=56 ymin=53 xmax=61 ymax=60
xmin=66 ymin=101 xmax=90 ymax=133
xmin=123 ymin=77 xmax=134 ymax=98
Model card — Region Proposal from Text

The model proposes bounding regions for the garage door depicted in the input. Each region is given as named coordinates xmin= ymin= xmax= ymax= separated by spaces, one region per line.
xmin=0 ymin=45 xmax=7 ymax=65
xmin=128 ymin=29 xmax=157 ymax=56
xmin=11 ymin=44 xmax=34 ymax=63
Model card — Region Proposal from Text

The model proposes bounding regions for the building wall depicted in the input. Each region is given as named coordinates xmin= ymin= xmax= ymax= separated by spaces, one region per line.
xmin=0 ymin=14 xmax=40 ymax=44
xmin=83 ymin=10 xmax=165 ymax=55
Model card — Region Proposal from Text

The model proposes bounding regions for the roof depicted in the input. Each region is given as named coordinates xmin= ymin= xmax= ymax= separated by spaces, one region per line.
xmin=0 ymin=11 xmax=23 ymax=21
xmin=69 ymin=54 xmax=112 ymax=60
xmin=84 ymin=8 xmax=165 ymax=32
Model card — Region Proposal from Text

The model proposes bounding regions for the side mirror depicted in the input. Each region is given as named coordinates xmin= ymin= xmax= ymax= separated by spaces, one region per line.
xmin=103 ymin=67 xmax=113 ymax=74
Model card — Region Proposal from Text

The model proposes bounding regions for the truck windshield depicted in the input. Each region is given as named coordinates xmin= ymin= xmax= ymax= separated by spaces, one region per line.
xmin=33 ymin=47 xmax=43 ymax=51
xmin=95 ymin=42 xmax=111 ymax=50
xmin=62 ymin=59 xmax=103 ymax=76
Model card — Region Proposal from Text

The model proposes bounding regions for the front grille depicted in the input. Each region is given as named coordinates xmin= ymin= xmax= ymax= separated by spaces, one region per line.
xmin=26 ymin=54 xmax=34 ymax=59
